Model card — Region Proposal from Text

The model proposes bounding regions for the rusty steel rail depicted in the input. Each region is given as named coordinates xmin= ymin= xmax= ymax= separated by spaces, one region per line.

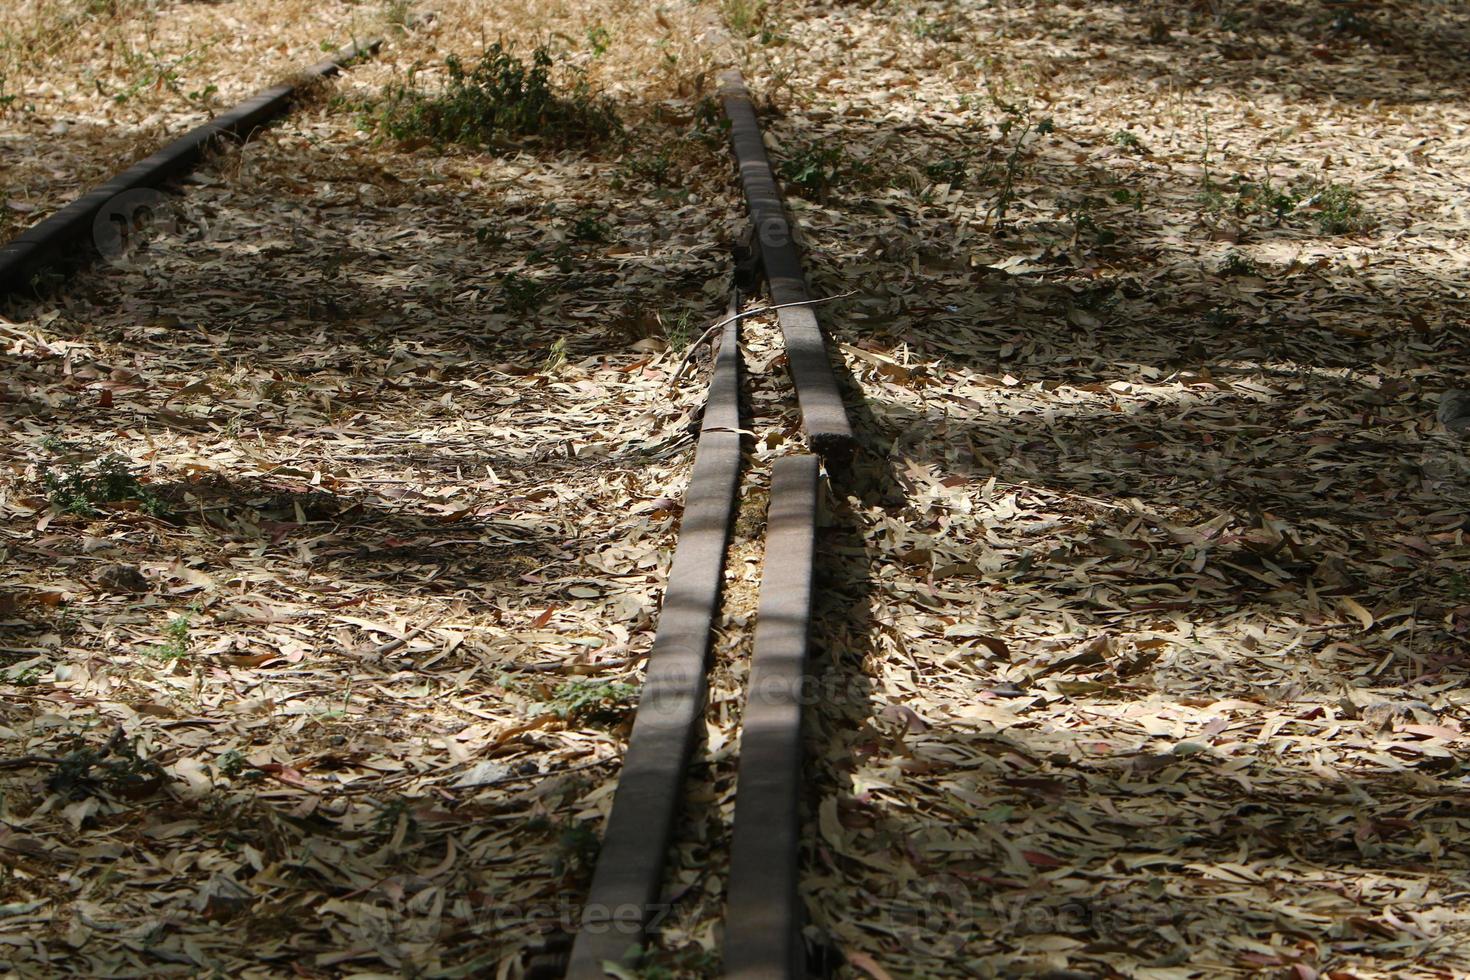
xmin=718 ymin=69 xmax=853 ymax=459
xmin=0 ymin=38 xmax=381 ymax=297
xmin=565 ymin=302 xmax=745 ymax=978
xmin=725 ymin=454 xmax=821 ymax=979
xmin=558 ymin=68 xmax=850 ymax=980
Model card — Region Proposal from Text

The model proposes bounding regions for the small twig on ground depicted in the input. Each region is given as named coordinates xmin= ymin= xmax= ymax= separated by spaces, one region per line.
xmin=668 ymin=290 xmax=857 ymax=387
xmin=449 ymin=758 xmax=616 ymax=791
xmin=0 ymin=756 xmax=65 ymax=771
xmin=368 ymin=605 xmax=448 ymax=658
xmin=0 ymin=726 xmax=124 ymax=771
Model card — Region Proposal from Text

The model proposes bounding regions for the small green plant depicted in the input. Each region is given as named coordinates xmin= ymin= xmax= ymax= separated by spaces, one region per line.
xmin=219 ymin=749 xmax=247 ymax=778
xmin=1447 ymin=572 xmax=1470 ymax=601
xmin=1066 ymin=196 xmax=1117 ymax=246
xmin=1204 ymin=305 xmax=1240 ymax=330
xmin=571 ymin=214 xmax=610 ymax=242
xmin=779 ymin=140 xmax=850 ymax=201
xmin=662 ymin=311 xmax=696 ymax=351
xmin=1329 ymin=9 xmax=1372 ymax=37
xmin=1111 ymin=187 xmax=1144 ymax=209
xmin=383 ymin=0 xmax=412 ymax=30
xmin=542 ymin=679 xmax=637 ymax=724
xmin=111 ymin=44 xmax=199 ymax=105
xmin=910 ymin=16 xmax=958 ymax=41
xmin=48 ymin=734 xmax=164 ymax=801
xmin=500 ymin=272 xmax=549 ymax=313
xmin=621 ymin=148 xmax=675 ymax=186
xmin=721 ymin=0 xmax=766 ymax=37
xmin=611 ymin=945 xmax=722 ymax=979
xmin=184 ymin=83 xmax=218 ymax=107
xmin=541 ymin=337 xmax=569 ymax=373
xmin=1310 ymin=182 xmax=1367 ymax=235
xmin=690 ymin=96 xmax=729 ymax=146
xmin=474 ymin=225 xmax=508 ymax=248
xmin=1236 ymin=178 xmax=1299 ymax=221
xmin=987 ymin=108 xmax=1053 ymax=226
xmin=585 ymin=25 xmax=611 ymax=57
xmin=7 ymin=664 xmax=44 ymax=686
xmin=42 ymin=453 xmax=166 ymax=517
xmin=148 ymin=611 xmax=193 ymax=662
xmin=370 ymin=43 xmax=619 ymax=149
xmin=371 ymin=798 xmax=418 ymax=836
xmin=1111 ymin=129 xmax=1144 ymax=151
xmin=522 ymin=817 xmax=601 ymax=879
xmin=1199 ymin=172 xmax=1298 ymax=224
xmin=925 ymin=156 xmax=967 ymax=185
xmin=1220 ymin=251 xmax=1258 ymax=276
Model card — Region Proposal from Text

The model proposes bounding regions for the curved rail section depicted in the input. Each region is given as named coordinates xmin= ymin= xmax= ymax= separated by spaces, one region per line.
xmin=0 ymin=38 xmax=381 ymax=298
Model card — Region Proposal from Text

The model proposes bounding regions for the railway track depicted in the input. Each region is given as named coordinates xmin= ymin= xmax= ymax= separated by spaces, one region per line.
xmin=0 ymin=38 xmax=379 ymax=298
xmin=560 ymin=69 xmax=848 ymax=978
xmin=4 ymin=43 xmax=843 ymax=979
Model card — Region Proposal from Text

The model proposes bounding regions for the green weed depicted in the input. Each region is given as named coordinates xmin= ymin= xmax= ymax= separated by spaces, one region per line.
xmin=1111 ymin=129 xmax=1144 ymax=151
xmin=987 ymin=103 xmax=1054 ymax=226
xmin=1204 ymin=305 xmax=1240 ymax=330
xmin=690 ymin=96 xmax=729 ymax=146
xmin=147 ymin=612 xmax=192 ymax=662
xmin=621 ymin=147 xmax=675 ymax=186
xmin=219 ymin=749 xmax=247 ymax=778
xmin=1220 ymin=251 xmax=1258 ymax=276
xmin=779 ymin=140 xmax=850 ymax=201
xmin=48 ymin=734 xmax=165 ymax=801
xmin=571 ymin=214 xmax=610 ymax=243
xmin=721 ymin=0 xmax=766 ymax=37
xmin=663 ymin=311 xmax=696 ymax=351
xmin=42 ymin=453 xmax=167 ymax=517
xmin=526 ymin=817 xmax=600 ymax=879
xmin=369 ymin=43 xmax=619 ymax=149
xmin=382 ymin=0 xmax=412 ymax=31
xmin=1065 ymin=195 xmax=1117 ymax=246
xmin=585 ymin=25 xmax=611 ymax=57
xmin=371 ymin=798 xmax=418 ymax=836
xmin=541 ymin=337 xmax=568 ymax=373
xmin=910 ymin=16 xmax=958 ymax=41
xmin=542 ymin=679 xmax=637 ymax=724
xmin=1310 ymin=182 xmax=1367 ymax=235
xmin=925 ymin=156 xmax=967 ymax=185
xmin=500 ymin=272 xmax=550 ymax=313
xmin=110 ymin=44 xmax=201 ymax=105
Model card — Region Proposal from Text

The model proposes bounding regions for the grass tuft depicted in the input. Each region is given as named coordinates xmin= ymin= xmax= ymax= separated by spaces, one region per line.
xmin=368 ymin=43 xmax=619 ymax=149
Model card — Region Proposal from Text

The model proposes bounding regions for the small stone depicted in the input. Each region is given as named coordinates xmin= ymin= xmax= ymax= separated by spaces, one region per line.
xmin=1437 ymin=389 xmax=1470 ymax=434
xmin=94 ymin=565 xmax=150 ymax=594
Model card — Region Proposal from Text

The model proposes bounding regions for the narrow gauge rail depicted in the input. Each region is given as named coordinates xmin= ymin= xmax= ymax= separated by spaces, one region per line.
xmin=564 ymin=68 xmax=848 ymax=978
xmin=5 ymin=40 xmax=842 ymax=977
xmin=0 ymin=38 xmax=380 ymax=298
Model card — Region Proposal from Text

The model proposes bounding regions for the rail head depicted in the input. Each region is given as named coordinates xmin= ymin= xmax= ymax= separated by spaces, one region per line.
xmin=718 ymin=70 xmax=854 ymax=459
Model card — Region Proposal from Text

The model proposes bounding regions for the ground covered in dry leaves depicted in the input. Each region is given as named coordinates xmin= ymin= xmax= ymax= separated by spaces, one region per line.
xmin=4 ymin=0 xmax=1470 ymax=977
